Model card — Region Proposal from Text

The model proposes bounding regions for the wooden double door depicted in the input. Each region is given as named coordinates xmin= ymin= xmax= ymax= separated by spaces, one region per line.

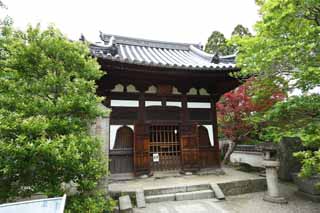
xmin=110 ymin=123 xmax=217 ymax=175
xmin=149 ymin=124 xmax=181 ymax=171
xmin=134 ymin=122 xmax=201 ymax=175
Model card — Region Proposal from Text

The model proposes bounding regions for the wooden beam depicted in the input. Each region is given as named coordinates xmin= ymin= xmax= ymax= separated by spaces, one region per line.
xmin=211 ymin=96 xmax=221 ymax=166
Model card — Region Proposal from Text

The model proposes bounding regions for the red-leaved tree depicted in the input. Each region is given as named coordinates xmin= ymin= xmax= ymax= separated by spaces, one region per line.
xmin=217 ymin=78 xmax=285 ymax=165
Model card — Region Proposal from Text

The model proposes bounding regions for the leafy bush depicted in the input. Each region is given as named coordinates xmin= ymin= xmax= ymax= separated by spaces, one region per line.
xmin=65 ymin=194 xmax=117 ymax=213
xmin=0 ymin=24 xmax=107 ymax=202
xmin=294 ymin=150 xmax=320 ymax=180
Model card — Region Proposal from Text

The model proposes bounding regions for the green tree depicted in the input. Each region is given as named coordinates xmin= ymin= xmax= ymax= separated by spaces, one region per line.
xmin=235 ymin=0 xmax=319 ymax=90
xmin=205 ymin=25 xmax=251 ymax=55
xmin=205 ymin=31 xmax=230 ymax=55
xmin=231 ymin=24 xmax=252 ymax=37
xmin=234 ymin=0 xmax=320 ymax=179
xmin=0 ymin=24 xmax=108 ymax=204
xmin=229 ymin=24 xmax=252 ymax=54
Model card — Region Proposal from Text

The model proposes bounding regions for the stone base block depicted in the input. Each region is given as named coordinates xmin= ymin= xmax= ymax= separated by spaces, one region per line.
xmin=135 ymin=189 xmax=146 ymax=208
xmin=263 ymin=194 xmax=288 ymax=204
xmin=119 ymin=195 xmax=133 ymax=212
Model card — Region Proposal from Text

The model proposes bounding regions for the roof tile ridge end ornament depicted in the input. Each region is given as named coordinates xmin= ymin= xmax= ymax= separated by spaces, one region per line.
xmin=92 ymin=32 xmax=118 ymax=57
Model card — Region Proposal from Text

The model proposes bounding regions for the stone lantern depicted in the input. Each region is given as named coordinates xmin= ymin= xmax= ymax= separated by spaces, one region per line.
xmin=257 ymin=142 xmax=288 ymax=204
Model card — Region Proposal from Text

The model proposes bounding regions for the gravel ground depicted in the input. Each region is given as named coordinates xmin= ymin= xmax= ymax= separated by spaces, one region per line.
xmin=134 ymin=182 xmax=320 ymax=213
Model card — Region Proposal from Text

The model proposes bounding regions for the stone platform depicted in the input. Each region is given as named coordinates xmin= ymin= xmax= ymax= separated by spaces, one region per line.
xmin=108 ymin=167 xmax=267 ymax=199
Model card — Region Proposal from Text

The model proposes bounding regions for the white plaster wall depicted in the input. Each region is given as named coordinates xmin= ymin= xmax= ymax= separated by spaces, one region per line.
xmin=166 ymin=101 xmax=182 ymax=107
xmin=110 ymin=100 xmax=139 ymax=107
xmin=203 ymin=125 xmax=214 ymax=146
xmin=187 ymin=102 xmax=211 ymax=109
xmin=145 ymin=101 xmax=162 ymax=107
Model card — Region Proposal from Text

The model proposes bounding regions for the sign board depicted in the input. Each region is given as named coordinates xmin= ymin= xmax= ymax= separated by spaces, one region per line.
xmin=0 ymin=194 xmax=66 ymax=213
xmin=153 ymin=153 xmax=159 ymax=162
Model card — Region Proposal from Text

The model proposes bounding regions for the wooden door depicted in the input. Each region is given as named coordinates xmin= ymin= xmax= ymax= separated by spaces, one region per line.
xmin=149 ymin=125 xmax=181 ymax=171
xmin=134 ymin=123 xmax=150 ymax=176
xmin=109 ymin=126 xmax=134 ymax=174
xmin=180 ymin=122 xmax=200 ymax=172
xmin=198 ymin=126 xmax=217 ymax=168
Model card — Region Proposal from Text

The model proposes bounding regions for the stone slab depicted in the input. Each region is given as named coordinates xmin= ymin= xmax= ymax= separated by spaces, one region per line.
xmin=210 ymin=183 xmax=225 ymax=200
xmin=135 ymin=189 xmax=146 ymax=208
xmin=119 ymin=195 xmax=132 ymax=211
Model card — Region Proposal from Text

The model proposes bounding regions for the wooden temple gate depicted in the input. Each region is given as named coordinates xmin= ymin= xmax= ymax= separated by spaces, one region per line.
xmin=92 ymin=32 xmax=241 ymax=176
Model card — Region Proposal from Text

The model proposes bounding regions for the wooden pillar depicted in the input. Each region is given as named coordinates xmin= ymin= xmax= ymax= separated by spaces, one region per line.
xmin=179 ymin=90 xmax=200 ymax=173
xmin=211 ymin=96 xmax=220 ymax=166
xmin=138 ymin=91 xmax=146 ymax=122
xmin=181 ymin=93 xmax=189 ymax=122
xmin=134 ymin=86 xmax=150 ymax=176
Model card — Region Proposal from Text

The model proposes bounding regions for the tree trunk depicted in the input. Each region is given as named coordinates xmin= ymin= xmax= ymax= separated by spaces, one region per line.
xmin=222 ymin=141 xmax=236 ymax=165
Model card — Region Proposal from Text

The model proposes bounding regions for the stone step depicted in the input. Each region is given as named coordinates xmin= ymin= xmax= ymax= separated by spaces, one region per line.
xmin=175 ymin=190 xmax=214 ymax=201
xmin=144 ymin=184 xmax=211 ymax=196
xmin=145 ymin=189 xmax=215 ymax=203
xmin=145 ymin=193 xmax=176 ymax=203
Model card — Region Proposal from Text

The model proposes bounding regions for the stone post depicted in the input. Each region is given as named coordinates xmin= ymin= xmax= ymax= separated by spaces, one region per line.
xmin=90 ymin=103 xmax=110 ymax=195
xmin=278 ymin=137 xmax=303 ymax=181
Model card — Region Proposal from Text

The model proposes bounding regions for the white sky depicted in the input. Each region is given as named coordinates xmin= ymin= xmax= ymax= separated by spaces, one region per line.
xmin=3 ymin=0 xmax=260 ymax=44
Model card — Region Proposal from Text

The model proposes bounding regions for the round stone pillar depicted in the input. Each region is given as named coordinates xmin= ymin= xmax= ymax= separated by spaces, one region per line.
xmin=263 ymin=160 xmax=287 ymax=203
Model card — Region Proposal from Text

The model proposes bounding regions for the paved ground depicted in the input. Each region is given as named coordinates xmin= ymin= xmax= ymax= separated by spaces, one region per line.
xmin=109 ymin=167 xmax=262 ymax=192
xmin=133 ymin=182 xmax=320 ymax=213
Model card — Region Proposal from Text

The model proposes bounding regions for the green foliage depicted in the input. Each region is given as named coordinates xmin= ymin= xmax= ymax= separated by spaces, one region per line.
xmin=234 ymin=0 xmax=320 ymax=179
xmin=294 ymin=150 xmax=320 ymax=188
xmin=205 ymin=31 xmax=231 ymax=55
xmin=231 ymin=24 xmax=252 ymax=37
xmin=65 ymin=194 xmax=116 ymax=213
xmin=205 ymin=25 xmax=252 ymax=55
xmin=251 ymin=94 xmax=320 ymax=145
xmin=234 ymin=0 xmax=320 ymax=91
xmin=0 ymin=24 xmax=107 ymax=202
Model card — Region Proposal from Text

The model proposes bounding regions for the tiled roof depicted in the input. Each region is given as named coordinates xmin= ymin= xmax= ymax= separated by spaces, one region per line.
xmin=90 ymin=32 xmax=237 ymax=70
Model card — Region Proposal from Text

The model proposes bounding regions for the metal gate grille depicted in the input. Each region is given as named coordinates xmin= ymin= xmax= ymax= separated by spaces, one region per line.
xmin=149 ymin=125 xmax=180 ymax=171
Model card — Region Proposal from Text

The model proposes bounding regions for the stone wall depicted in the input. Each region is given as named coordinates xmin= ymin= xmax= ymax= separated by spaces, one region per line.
xmin=218 ymin=178 xmax=267 ymax=196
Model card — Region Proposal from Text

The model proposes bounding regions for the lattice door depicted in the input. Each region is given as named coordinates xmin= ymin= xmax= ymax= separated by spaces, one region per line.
xmin=149 ymin=125 xmax=181 ymax=171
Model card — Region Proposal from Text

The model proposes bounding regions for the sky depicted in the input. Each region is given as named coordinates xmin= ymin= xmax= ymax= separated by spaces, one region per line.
xmin=2 ymin=0 xmax=260 ymax=45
